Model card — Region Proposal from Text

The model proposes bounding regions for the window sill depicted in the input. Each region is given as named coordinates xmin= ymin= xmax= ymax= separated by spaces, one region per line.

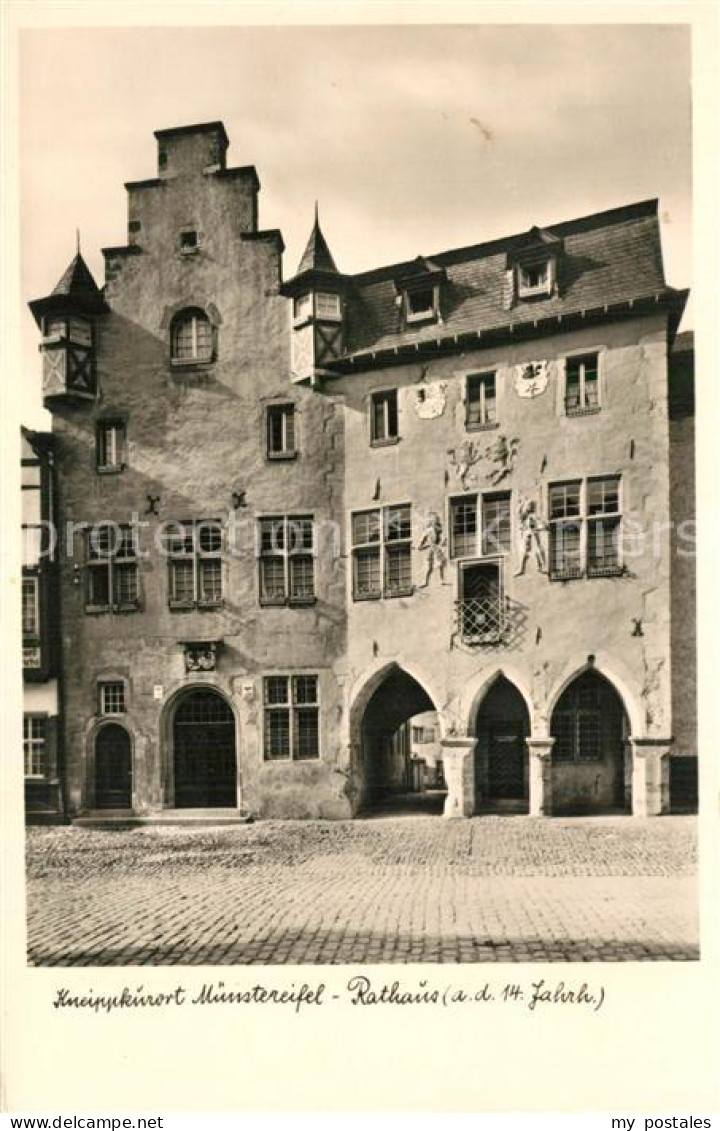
xmin=466 ymin=421 xmax=499 ymax=433
xmin=266 ymin=451 xmax=298 ymax=462
xmin=85 ymin=604 xmax=141 ymax=615
xmin=96 ymin=465 xmax=126 ymax=476
xmin=170 ymin=359 xmax=215 ymax=372
xmin=370 ymin=437 xmax=400 ymax=449
xmin=548 ymin=570 xmax=584 ymax=582
xmin=353 ymin=591 xmax=382 ymax=602
xmin=405 ymin=310 xmax=438 ymax=325
xmin=384 ymin=587 xmax=415 ymax=600
xmin=565 ymin=406 xmax=601 ymax=418
xmin=587 ymin=565 xmax=624 ymax=578
xmin=288 ymin=596 xmax=317 ymax=608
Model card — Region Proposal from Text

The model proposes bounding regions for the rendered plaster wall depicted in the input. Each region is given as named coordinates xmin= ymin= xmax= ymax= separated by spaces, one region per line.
xmin=50 ymin=130 xmax=350 ymax=819
xmin=339 ymin=313 xmax=674 ymax=812
xmin=669 ymin=411 xmax=697 ymax=760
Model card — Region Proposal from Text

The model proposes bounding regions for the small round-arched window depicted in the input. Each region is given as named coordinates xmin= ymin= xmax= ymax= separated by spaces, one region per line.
xmin=171 ymin=308 xmax=214 ymax=364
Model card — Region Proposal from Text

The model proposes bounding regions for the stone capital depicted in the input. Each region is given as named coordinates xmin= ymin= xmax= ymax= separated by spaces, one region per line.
xmin=628 ymin=736 xmax=674 ymax=757
xmin=526 ymin=737 xmax=555 ymax=759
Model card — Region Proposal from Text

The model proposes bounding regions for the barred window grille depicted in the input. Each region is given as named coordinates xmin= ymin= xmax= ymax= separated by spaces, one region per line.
xmin=351 ymin=505 xmax=412 ymax=599
xmin=457 ymin=561 xmax=505 ymax=643
xmin=263 ymin=674 xmax=320 ymax=760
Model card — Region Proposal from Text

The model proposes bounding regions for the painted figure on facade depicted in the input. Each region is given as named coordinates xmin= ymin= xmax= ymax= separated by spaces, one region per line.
xmin=418 ymin=511 xmax=448 ymax=587
xmin=514 ymin=496 xmax=547 ymax=576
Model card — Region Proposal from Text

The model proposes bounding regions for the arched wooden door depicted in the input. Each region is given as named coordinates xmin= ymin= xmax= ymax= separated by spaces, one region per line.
xmin=95 ymin=723 xmax=132 ymax=809
xmin=173 ymin=690 xmax=237 ymax=808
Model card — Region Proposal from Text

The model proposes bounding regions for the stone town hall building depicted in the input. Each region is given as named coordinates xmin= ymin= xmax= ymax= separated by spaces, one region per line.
xmin=25 ymin=120 xmax=697 ymax=823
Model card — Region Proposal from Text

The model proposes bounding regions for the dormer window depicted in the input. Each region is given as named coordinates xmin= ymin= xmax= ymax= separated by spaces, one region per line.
xmin=405 ymin=286 xmax=437 ymax=323
xmin=292 ymin=292 xmax=341 ymax=324
xmin=518 ymin=263 xmax=549 ymax=295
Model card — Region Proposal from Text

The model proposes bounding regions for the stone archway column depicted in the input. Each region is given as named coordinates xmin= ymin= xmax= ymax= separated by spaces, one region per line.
xmin=441 ymin=738 xmax=476 ymax=818
xmin=630 ymin=737 xmax=672 ymax=816
xmin=527 ymin=738 xmax=555 ymax=817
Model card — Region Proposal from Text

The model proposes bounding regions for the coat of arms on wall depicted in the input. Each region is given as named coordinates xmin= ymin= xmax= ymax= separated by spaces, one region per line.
xmin=414 ymin=381 xmax=447 ymax=419
xmin=514 ymin=360 xmax=549 ymax=398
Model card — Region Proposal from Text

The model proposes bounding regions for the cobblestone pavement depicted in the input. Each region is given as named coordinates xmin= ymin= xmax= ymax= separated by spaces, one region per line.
xmin=25 ymin=815 xmax=698 ymax=965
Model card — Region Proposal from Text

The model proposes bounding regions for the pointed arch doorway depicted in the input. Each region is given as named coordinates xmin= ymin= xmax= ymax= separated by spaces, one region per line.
xmin=474 ymin=676 xmax=531 ymax=812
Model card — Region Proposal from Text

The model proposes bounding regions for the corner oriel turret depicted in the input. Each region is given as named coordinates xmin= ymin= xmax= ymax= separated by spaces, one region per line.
xmin=29 ymin=250 xmax=109 ymax=408
xmin=280 ymin=207 xmax=347 ymax=383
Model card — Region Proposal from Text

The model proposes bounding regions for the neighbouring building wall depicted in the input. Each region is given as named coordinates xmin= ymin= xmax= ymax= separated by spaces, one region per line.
xmin=668 ymin=332 xmax=697 ymax=809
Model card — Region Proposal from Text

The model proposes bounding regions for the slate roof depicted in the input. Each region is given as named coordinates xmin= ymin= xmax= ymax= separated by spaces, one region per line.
xmin=296 ymin=213 xmax=338 ymax=275
xmin=339 ymin=199 xmax=681 ymax=361
xmin=29 ymin=252 xmax=108 ymax=324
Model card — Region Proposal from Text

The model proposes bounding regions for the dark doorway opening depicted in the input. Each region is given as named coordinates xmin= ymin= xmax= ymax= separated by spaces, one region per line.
xmin=173 ymin=689 xmax=237 ymax=808
xmin=358 ymin=667 xmax=445 ymax=815
xmin=550 ymin=669 xmax=629 ymax=814
xmin=95 ymin=723 xmax=132 ymax=809
xmin=475 ymin=676 xmax=530 ymax=812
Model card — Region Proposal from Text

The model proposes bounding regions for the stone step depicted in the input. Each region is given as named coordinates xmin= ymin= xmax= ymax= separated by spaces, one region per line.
xmin=72 ymin=808 xmax=254 ymax=828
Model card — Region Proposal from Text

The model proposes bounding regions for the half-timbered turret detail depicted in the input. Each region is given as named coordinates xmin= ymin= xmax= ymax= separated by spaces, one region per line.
xmin=29 ymin=251 xmax=108 ymax=408
xmin=281 ymin=209 xmax=347 ymax=383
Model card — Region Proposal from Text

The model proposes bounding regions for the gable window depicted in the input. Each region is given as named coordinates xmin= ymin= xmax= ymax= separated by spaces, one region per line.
xmin=86 ymin=524 xmax=139 ymax=612
xmin=351 ymin=504 xmax=413 ymax=600
xmin=565 ymin=354 xmax=600 ymax=415
xmin=266 ymin=403 xmax=297 ymax=459
xmin=180 ymin=230 xmax=198 ymax=254
xmin=548 ymin=477 xmax=622 ymax=580
xmin=263 ymin=674 xmax=320 ymax=761
xmin=97 ymin=420 xmax=126 ymax=472
xmin=99 ymin=681 xmax=126 ymax=715
xmin=258 ymin=516 xmax=315 ymax=606
xmin=166 ymin=520 xmax=223 ymax=609
xmin=22 ymin=576 xmax=40 ymax=638
xmin=466 ymin=372 xmax=497 ymax=429
xmin=450 ymin=493 xmax=511 ymax=559
xmin=370 ymin=389 xmax=399 ymax=444
xmin=171 ymin=308 xmax=214 ymax=365
xmin=24 ymin=715 xmax=47 ymax=778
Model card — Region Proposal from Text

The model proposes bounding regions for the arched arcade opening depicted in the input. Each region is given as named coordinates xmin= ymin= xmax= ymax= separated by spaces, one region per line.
xmin=356 ymin=666 xmax=445 ymax=815
xmin=474 ymin=676 xmax=531 ymax=812
xmin=549 ymin=669 xmax=630 ymax=814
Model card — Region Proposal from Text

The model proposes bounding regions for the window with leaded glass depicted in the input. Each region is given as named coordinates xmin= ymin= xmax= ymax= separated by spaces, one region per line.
xmin=257 ymin=515 xmax=315 ymax=605
xmin=99 ymin=681 xmax=126 ymax=715
xmin=263 ymin=674 xmax=320 ymax=761
xmin=166 ymin=520 xmax=223 ymax=609
xmin=466 ymin=372 xmax=497 ymax=429
xmin=587 ymin=476 xmax=622 ymax=576
xmin=86 ymin=524 xmax=139 ymax=612
xmin=266 ymin=403 xmax=296 ymax=459
xmin=170 ymin=308 xmax=214 ymax=365
xmin=565 ymin=354 xmax=600 ymax=415
xmin=23 ymin=715 xmax=47 ymax=778
xmin=551 ymin=671 xmax=615 ymax=763
xmin=370 ymin=390 xmax=399 ymax=444
xmin=351 ymin=504 xmax=412 ymax=600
